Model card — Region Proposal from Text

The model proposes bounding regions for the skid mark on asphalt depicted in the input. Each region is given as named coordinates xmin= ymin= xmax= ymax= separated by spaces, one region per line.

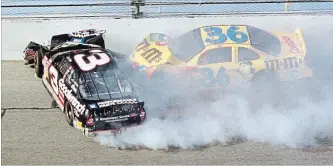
xmin=1 ymin=110 xmax=6 ymax=119
xmin=1 ymin=107 xmax=57 ymax=116
xmin=302 ymin=147 xmax=333 ymax=153
xmin=301 ymin=143 xmax=333 ymax=153
xmin=1 ymin=107 xmax=54 ymax=110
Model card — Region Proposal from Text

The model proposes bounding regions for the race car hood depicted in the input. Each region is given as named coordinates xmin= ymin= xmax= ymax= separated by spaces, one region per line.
xmin=131 ymin=39 xmax=184 ymax=67
xmin=273 ymin=28 xmax=306 ymax=56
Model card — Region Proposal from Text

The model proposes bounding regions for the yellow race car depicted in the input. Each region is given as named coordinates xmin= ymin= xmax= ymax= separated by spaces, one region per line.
xmin=130 ymin=24 xmax=313 ymax=91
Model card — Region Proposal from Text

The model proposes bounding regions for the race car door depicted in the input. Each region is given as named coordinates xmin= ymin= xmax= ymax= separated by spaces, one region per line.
xmin=234 ymin=46 xmax=266 ymax=88
xmin=191 ymin=46 xmax=243 ymax=89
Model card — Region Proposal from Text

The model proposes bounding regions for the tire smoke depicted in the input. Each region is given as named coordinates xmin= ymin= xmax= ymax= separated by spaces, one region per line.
xmin=94 ymin=23 xmax=333 ymax=150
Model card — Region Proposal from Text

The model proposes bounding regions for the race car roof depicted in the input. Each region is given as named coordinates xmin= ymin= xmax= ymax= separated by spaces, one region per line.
xmin=50 ymin=43 xmax=102 ymax=59
xmin=51 ymin=42 xmax=100 ymax=52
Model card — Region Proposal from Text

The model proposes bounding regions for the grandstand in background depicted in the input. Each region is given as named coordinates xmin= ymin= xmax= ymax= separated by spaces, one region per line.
xmin=2 ymin=0 xmax=333 ymax=18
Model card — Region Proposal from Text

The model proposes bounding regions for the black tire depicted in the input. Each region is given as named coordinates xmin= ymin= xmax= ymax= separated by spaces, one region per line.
xmin=64 ymin=101 xmax=74 ymax=127
xmin=34 ymin=49 xmax=43 ymax=78
xmin=250 ymin=70 xmax=280 ymax=107
xmin=251 ymin=70 xmax=278 ymax=89
xmin=27 ymin=59 xmax=34 ymax=65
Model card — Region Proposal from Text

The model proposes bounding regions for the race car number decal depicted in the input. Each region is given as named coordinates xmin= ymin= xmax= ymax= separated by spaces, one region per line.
xmin=191 ymin=67 xmax=230 ymax=88
xmin=204 ymin=26 xmax=249 ymax=44
xmin=74 ymin=50 xmax=110 ymax=71
xmin=49 ymin=65 xmax=59 ymax=95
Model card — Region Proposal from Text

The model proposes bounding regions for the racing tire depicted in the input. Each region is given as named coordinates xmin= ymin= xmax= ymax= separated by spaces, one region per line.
xmin=25 ymin=59 xmax=34 ymax=65
xmin=64 ymin=101 xmax=74 ymax=127
xmin=34 ymin=49 xmax=43 ymax=78
xmin=250 ymin=70 xmax=281 ymax=107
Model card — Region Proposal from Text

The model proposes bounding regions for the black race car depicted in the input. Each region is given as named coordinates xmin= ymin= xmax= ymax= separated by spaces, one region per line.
xmin=29 ymin=41 xmax=147 ymax=137
xmin=23 ymin=29 xmax=106 ymax=65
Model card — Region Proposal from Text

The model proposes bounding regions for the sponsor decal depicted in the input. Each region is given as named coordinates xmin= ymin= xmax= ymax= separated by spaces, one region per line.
xmin=141 ymin=48 xmax=162 ymax=63
xmin=100 ymin=115 xmax=130 ymax=122
xmin=59 ymin=78 xmax=89 ymax=117
xmin=281 ymin=36 xmax=301 ymax=53
xmin=265 ymin=57 xmax=302 ymax=71
xmin=72 ymin=38 xmax=83 ymax=43
xmin=136 ymin=39 xmax=162 ymax=63
xmin=97 ymin=98 xmax=138 ymax=108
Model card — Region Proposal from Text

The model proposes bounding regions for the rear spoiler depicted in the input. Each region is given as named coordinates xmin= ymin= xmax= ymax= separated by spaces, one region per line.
xmin=23 ymin=41 xmax=42 ymax=53
xmin=294 ymin=28 xmax=307 ymax=53
xmin=96 ymin=101 xmax=145 ymax=117
xmin=115 ymin=101 xmax=145 ymax=108
xmin=109 ymin=101 xmax=145 ymax=112
xmin=23 ymin=41 xmax=49 ymax=56
xmin=97 ymin=100 xmax=145 ymax=109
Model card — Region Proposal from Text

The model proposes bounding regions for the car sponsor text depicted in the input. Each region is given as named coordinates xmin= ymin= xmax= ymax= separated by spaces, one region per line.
xmin=97 ymin=98 xmax=138 ymax=108
xmin=59 ymin=78 xmax=89 ymax=116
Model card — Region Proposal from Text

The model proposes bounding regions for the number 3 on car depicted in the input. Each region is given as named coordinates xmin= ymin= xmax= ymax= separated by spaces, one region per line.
xmin=74 ymin=50 xmax=111 ymax=71
xmin=49 ymin=65 xmax=59 ymax=95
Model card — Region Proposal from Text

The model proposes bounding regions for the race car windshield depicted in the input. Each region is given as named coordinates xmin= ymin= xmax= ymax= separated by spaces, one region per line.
xmin=78 ymin=61 xmax=135 ymax=100
xmin=247 ymin=25 xmax=281 ymax=56
xmin=167 ymin=28 xmax=206 ymax=62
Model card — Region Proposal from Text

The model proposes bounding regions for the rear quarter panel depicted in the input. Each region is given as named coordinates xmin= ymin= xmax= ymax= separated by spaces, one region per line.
xmin=266 ymin=30 xmax=312 ymax=81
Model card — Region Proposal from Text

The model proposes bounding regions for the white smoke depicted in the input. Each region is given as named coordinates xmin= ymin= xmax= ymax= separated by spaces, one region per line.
xmin=94 ymin=19 xmax=333 ymax=150
xmin=93 ymin=77 xmax=333 ymax=150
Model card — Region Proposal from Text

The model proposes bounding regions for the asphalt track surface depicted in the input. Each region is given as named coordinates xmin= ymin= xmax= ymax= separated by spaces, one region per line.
xmin=2 ymin=61 xmax=333 ymax=165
